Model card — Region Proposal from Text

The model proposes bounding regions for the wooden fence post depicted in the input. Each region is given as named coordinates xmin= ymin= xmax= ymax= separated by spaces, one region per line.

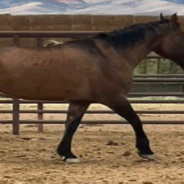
xmin=12 ymin=98 xmax=20 ymax=135
xmin=37 ymin=102 xmax=44 ymax=133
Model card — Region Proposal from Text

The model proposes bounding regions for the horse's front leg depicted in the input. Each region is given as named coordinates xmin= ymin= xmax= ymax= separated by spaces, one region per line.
xmin=102 ymin=95 xmax=154 ymax=160
xmin=57 ymin=101 xmax=90 ymax=163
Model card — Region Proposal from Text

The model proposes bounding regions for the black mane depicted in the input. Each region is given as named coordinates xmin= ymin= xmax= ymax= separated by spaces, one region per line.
xmin=92 ymin=19 xmax=172 ymax=48
xmin=70 ymin=19 xmax=174 ymax=49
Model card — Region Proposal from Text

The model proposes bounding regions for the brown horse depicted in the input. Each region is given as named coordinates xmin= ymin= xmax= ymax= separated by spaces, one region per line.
xmin=1 ymin=13 xmax=184 ymax=163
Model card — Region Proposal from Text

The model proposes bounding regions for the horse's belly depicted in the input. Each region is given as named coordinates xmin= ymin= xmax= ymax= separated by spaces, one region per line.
xmin=0 ymin=70 xmax=91 ymax=101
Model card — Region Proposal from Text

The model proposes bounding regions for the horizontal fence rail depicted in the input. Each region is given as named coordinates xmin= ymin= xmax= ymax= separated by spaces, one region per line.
xmin=1 ymin=75 xmax=184 ymax=135
xmin=0 ymin=31 xmax=183 ymax=135
xmin=0 ymin=31 xmax=100 ymax=38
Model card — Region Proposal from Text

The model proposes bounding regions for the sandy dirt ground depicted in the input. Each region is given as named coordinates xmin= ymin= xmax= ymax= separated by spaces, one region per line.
xmin=0 ymin=103 xmax=184 ymax=184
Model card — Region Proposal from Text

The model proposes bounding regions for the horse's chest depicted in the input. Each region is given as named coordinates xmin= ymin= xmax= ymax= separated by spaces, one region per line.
xmin=111 ymin=70 xmax=133 ymax=92
xmin=119 ymin=78 xmax=133 ymax=93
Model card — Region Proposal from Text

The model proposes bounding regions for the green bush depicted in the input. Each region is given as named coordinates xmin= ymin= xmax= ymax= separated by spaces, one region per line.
xmin=134 ymin=52 xmax=184 ymax=75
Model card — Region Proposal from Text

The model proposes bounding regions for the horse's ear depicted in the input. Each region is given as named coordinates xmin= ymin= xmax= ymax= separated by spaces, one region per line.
xmin=170 ymin=13 xmax=178 ymax=23
xmin=159 ymin=13 xmax=164 ymax=20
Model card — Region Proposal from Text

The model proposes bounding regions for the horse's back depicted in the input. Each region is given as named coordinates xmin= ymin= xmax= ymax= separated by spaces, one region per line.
xmin=0 ymin=43 xmax=132 ymax=101
xmin=0 ymin=46 xmax=109 ymax=100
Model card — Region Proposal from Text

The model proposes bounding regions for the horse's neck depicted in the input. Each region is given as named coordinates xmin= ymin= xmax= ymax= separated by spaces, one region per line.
xmin=125 ymin=33 xmax=161 ymax=69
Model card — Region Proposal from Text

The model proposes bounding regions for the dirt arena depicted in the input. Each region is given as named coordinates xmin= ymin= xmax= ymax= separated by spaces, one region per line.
xmin=0 ymin=102 xmax=184 ymax=184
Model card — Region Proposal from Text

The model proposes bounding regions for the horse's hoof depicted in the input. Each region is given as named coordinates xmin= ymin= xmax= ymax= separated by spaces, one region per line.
xmin=64 ymin=158 xmax=81 ymax=163
xmin=139 ymin=153 xmax=154 ymax=160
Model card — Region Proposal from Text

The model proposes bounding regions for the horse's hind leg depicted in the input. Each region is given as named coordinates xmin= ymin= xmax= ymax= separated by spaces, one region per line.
xmin=57 ymin=102 xmax=90 ymax=163
xmin=103 ymin=96 xmax=154 ymax=160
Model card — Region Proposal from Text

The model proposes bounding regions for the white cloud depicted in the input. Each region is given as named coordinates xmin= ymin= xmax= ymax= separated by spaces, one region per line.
xmin=0 ymin=0 xmax=183 ymax=16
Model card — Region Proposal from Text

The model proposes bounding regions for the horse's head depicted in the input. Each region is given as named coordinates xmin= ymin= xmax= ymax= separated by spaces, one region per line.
xmin=154 ymin=13 xmax=184 ymax=69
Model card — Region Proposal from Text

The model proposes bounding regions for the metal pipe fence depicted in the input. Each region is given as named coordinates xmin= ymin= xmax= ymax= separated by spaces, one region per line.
xmin=0 ymin=31 xmax=183 ymax=135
